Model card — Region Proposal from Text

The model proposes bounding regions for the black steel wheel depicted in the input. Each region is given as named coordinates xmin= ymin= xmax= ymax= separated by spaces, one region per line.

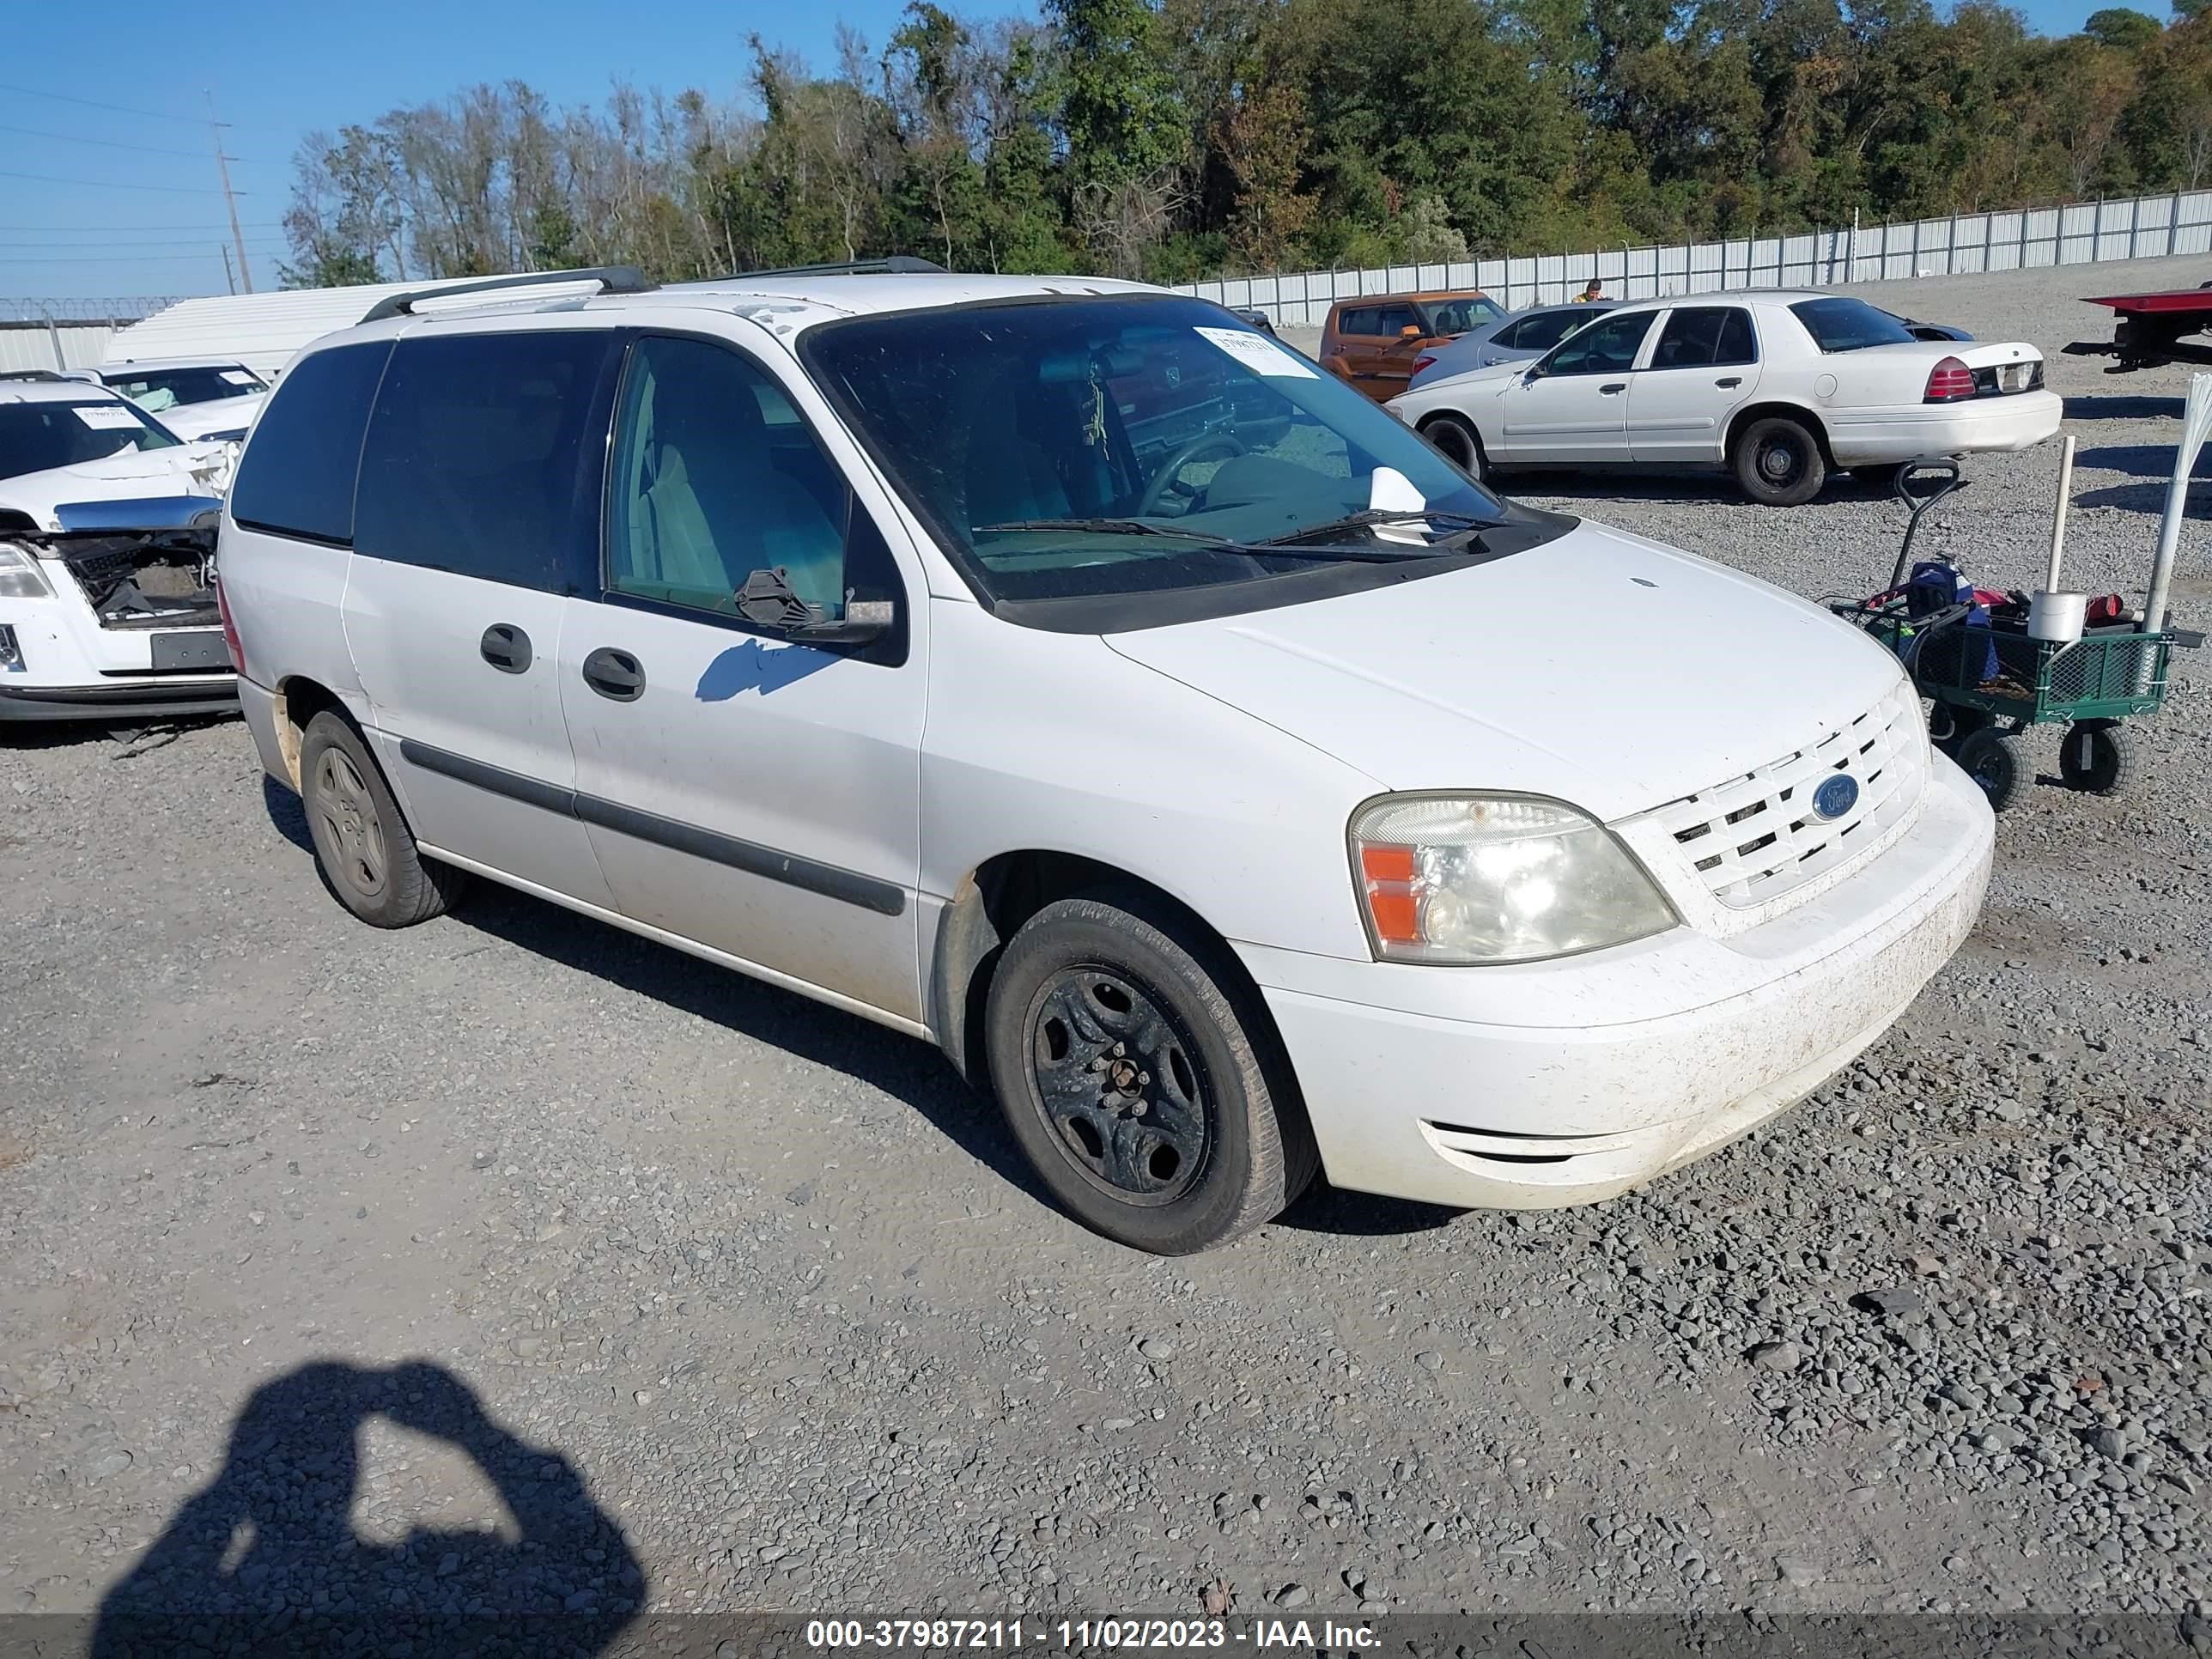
xmin=983 ymin=891 xmax=1316 ymax=1254
xmin=2060 ymin=719 xmax=2136 ymax=795
xmin=1026 ymin=967 xmax=1212 ymax=1206
xmin=1731 ymin=416 xmax=1826 ymax=507
xmin=1953 ymin=726 xmax=2026 ymax=812
xmin=299 ymin=711 xmax=468 ymax=927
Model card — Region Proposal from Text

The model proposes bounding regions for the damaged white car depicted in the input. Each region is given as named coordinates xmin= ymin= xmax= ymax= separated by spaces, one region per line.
xmin=69 ymin=357 xmax=271 ymax=445
xmin=0 ymin=381 xmax=234 ymax=726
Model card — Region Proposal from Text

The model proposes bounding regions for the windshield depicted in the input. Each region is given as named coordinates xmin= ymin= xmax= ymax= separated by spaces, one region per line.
xmin=1427 ymin=295 xmax=1505 ymax=335
xmin=1789 ymin=298 xmax=1918 ymax=353
xmin=101 ymin=365 xmax=266 ymax=411
xmin=0 ymin=399 xmax=180 ymax=481
xmin=800 ymin=296 xmax=1515 ymax=610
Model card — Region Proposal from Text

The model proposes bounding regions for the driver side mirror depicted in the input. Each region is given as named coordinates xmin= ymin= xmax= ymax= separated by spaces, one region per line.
xmin=736 ymin=566 xmax=895 ymax=645
xmin=1399 ymin=325 xmax=1425 ymax=339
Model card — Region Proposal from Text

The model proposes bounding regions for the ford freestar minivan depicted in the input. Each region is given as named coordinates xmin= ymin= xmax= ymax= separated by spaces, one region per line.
xmin=217 ymin=266 xmax=1995 ymax=1255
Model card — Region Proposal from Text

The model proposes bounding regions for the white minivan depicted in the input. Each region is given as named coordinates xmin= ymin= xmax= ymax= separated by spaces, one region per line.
xmin=216 ymin=267 xmax=1995 ymax=1255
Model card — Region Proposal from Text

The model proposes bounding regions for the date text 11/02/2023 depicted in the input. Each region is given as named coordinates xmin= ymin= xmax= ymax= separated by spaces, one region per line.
xmin=804 ymin=1619 xmax=1381 ymax=1650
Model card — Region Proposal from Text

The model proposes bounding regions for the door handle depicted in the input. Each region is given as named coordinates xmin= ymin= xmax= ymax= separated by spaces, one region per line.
xmin=478 ymin=623 xmax=532 ymax=674
xmin=581 ymin=646 xmax=645 ymax=702
xmin=1600 ymin=382 xmax=1628 ymax=394
xmin=1716 ymin=375 xmax=1744 ymax=388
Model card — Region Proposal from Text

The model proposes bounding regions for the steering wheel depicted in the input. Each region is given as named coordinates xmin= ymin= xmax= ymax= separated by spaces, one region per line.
xmin=1137 ymin=431 xmax=1249 ymax=516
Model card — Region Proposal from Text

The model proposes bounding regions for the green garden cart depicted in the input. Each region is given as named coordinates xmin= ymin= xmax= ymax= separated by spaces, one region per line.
xmin=1830 ymin=453 xmax=2200 ymax=812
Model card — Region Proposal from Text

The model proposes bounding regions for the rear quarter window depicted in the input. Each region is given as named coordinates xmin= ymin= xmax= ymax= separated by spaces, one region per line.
xmin=1787 ymin=298 xmax=1917 ymax=353
xmin=229 ymin=342 xmax=392 ymax=544
xmin=352 ymin=331 xmax=621 ymax=590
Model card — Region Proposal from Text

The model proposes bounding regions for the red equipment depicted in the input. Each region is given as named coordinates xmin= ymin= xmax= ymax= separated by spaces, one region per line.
xmin=2064 ymin=283 xmax=2212 ymax=372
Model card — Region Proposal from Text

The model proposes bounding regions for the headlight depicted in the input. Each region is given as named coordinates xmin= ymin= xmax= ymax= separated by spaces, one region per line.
xmin=1351 ymin=793 xmax=1676 ymax=964
xmin=0 ymin=545 xmax=53 ymax=600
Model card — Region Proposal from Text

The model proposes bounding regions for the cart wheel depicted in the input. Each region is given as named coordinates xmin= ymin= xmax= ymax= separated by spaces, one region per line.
xmin=1954 ymin=727 xmax=2025 ymax=811
xmin=2059 ymin=719 xmax=2136 ymax=795
xmin=1928 ymin=702 xmax=1988 ymax=752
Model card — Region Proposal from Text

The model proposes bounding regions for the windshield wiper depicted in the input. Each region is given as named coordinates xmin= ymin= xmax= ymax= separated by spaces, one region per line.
xmin=1249 ymin=507 xmax=1496 ymax=547
xmin=970 ymin=513 xmax=1485 ymax=567
xmin=972 ymin=517 xmax=1231 ymax=543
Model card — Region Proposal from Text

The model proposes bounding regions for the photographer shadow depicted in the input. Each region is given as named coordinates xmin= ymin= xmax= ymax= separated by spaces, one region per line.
xmin=93 ymin=1359 xmax=643 ymax=1657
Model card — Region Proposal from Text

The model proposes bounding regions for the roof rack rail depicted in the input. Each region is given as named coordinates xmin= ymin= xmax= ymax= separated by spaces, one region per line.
xmin=718 ymin=256 xmax=947 ymax=281
xmin=359 ymin=266 xmax=653 ymax=325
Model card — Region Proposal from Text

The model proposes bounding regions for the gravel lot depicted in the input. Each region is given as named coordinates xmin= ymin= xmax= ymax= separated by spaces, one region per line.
xmin=3 ymin=256 xmax=2209 ymax=1647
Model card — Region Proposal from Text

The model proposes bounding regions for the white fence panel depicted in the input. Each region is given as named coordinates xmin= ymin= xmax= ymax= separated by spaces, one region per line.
xmin=0 ymin=320 xmax=118 ymax=371
xmin=2177 ymin=193 xmax=2212 ymax=256
xmin=1167 ymin=186 xmax=2212 ymax=327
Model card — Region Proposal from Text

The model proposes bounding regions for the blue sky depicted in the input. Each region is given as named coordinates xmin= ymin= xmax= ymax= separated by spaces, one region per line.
xmin=3 ymin=0 xmax=2124 ymax=302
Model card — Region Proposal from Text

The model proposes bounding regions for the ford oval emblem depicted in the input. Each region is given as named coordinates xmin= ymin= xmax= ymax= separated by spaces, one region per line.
xmin=1813 ymin=774 xmax=1860 ymax=820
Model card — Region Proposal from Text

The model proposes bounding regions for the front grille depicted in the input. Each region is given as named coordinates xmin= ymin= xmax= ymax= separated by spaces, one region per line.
xmin=1651 ymin=681 xmax=1928 ymax=910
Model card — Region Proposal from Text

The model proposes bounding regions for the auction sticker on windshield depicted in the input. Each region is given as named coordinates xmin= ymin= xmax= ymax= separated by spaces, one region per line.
xmin=74 ymin=405 xmax=142 ymax=429
xmin=1194 ymin=325 xmax=1317 ymax=380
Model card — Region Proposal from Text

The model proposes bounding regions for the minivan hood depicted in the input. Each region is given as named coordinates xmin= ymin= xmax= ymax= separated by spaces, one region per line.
xmin=1105 ymin=520 xmax=1905 ymax=823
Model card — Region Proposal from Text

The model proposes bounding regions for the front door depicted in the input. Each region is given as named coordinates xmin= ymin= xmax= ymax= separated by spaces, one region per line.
xmin=1494 ymin=308 xmax=1658 ymax=463
xmin=341 ymin=323 xmax=624 ymax=908
xmin=557 ymin=330 xmax=927 ymax=1024
xmin=1359 ymin=301 xmax=1426 ymax=400
xmin=1628 ymin=306 xmax=1762 ymax=465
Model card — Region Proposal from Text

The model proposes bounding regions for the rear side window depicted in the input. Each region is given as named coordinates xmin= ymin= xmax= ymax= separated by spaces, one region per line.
xmin=1515 ymin=309 xmax=1586 ymax=352
xmin=228 ymin=342 xmax=391 ymax=544
xmin=1650 ymin=307 xmax=1759 ymax=369
xmin=1336 ymin=306 xmax=1379 ymax=337
xmin=354 ymin=331 xmax=619 ymax=590
xmin=1788 ymin=298 xmax=1917 ymax=353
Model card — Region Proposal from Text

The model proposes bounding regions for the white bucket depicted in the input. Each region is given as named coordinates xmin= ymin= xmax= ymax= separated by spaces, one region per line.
xmin=2028 ymin=590 xmax=2087 ymax=643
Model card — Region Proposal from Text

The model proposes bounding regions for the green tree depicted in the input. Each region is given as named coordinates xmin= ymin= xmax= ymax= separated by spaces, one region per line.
xmin=2087 ymin=8 xmax=2165 ymax=47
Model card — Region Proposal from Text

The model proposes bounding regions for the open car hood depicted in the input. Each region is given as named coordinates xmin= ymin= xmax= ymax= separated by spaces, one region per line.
xmin=0 ymin=447 xmax=228 ymax=533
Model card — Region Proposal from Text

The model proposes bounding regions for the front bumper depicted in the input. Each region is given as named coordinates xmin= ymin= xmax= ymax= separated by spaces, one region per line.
xmin=1826 ymin=388 xmax=2062 ymax=464
xmin=1243 ymin=757 xmax=1994 ymax=1210
xmin=0 ymin=676 xmax=236 ymax=724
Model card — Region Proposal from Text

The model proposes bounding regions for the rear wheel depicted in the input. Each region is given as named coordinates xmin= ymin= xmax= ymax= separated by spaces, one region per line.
xmin=1731 ymin=416 xmax=1826 ymax=507
xmin=982 ymin=891 xmax=1316 ymax=1255
xmin=1954 ymin=726 xmax=2026 ymax=812
xmin=1420 ymin=412 xmax=1488 ymax=481
xmin=2059 ymin=719 xmax=2135 ymax=795
xmin=299 ymin=711 xmax=468 ymax=927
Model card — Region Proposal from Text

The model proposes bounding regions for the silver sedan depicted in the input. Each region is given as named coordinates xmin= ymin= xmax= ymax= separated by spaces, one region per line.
xmin=1408 ymin=301 xmax=1621 ymax=390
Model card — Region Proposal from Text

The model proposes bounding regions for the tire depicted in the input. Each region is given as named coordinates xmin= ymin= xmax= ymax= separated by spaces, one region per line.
xmin=2059 ymin=719 xmax=2136 ymax=795
xmin=298 ymin=710 xmax=468 ymax=927
xmin=982 ymin=890 xmax=1318 ymax=1255
xmin=1731 ymin=416 xmax=1826 ymax=507
xmin=1928 ymin=702 xmax=1989 ymax=753
xmin=1953 ymin=726 xmax=2026 ymax=812
xmin=1421 ymin=412 xmax=1488 ymax=482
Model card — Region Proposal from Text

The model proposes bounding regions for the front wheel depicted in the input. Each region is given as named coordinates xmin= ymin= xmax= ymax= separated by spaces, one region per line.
xmin=1954 ymin=726 xmax=2026 ymax=812
xmin=1419 ymin=412 xmax=1488 ymax=482
xmin=1731 ymin=416 xmax=1826 ymax=507
xmin=982 ymin=892 xmax=1317 ymax=1255
xmin=2060 ymin=719 xmax=2135 ymax=795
